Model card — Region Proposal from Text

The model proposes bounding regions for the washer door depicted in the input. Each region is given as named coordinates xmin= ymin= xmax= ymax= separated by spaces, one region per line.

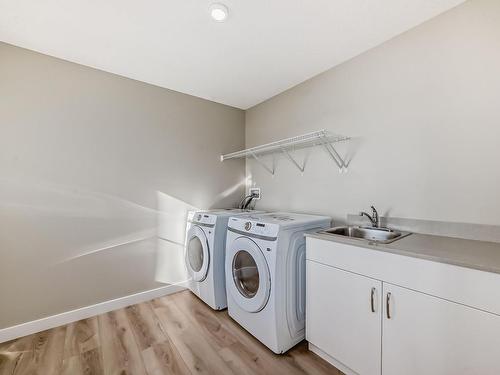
xmin=227 ymin=237 xmax=270 ymax=313
xmin=186 ymin=225 xmax=210 ymax=282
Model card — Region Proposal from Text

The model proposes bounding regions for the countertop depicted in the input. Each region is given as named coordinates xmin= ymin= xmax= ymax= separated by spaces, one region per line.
xmin=306 ymin=230 xmax=500 ymax=275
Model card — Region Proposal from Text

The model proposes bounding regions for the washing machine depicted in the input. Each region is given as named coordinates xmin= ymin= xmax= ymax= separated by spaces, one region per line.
xmin=225 ymin=212 xmax=331 ymax=353
xmin=185 ymin=209 xmax=264 ymax=310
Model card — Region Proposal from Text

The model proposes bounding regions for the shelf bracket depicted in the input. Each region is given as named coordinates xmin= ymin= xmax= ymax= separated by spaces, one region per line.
xmin=280 ymin=147 xmax=305 ymax=173
xmin=319 ymin=137 xmax=347 ymax=172
xmin=250 ymin=151 xmax=275 ymax=175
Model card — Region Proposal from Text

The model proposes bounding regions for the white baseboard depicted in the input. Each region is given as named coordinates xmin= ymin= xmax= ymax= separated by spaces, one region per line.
xmin=0 ymin=282 xmax=187 ymax=343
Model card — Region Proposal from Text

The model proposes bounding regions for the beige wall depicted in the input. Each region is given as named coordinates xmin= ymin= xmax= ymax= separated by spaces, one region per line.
xmin=246 ymin=0 xmax=500 ymax=226
xmin=0 ymin=42 xmax=245 ymax=328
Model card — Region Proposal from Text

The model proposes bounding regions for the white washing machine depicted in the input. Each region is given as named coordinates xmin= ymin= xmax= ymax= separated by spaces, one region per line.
xmin=225 ymin=212 xmax=331 ymax=353
xmin=185 ymin=209 xmax=264 ymax=310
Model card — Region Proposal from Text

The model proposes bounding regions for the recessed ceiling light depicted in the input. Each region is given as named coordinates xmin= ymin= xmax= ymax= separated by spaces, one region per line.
xmin=209 ymin=3 xmax=229 ymax=22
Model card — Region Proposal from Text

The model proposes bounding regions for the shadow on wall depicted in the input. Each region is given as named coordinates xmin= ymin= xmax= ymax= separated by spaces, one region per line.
xmin=0 ymin=178 xmax=202 ymax=284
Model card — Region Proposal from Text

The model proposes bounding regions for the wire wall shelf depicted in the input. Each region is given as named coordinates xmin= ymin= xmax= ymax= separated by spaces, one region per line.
xmin=220 ymin=129 xmax=350 ymax=175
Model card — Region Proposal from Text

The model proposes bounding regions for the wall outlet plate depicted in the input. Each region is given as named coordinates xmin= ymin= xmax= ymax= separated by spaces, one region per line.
xmin=249 ymin=187 xmax=261 ymax=200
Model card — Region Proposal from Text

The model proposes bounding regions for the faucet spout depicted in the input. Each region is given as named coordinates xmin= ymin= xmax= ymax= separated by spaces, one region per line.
xmin=359 ymin=206 xmax=380 ymax=227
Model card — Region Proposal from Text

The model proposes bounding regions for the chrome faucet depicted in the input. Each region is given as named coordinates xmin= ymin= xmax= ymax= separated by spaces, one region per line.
xmin=359 ymin=206 xmax=380 ymax=228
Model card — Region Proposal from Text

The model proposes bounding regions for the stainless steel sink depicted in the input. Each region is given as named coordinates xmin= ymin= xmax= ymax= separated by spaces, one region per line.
xmin=319 ymin=226 xmax=411 ymax=244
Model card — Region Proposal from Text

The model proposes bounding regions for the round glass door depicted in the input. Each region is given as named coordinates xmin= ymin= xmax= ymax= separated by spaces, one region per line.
xmin=233 ymin=250 xmax=259 ymax=298
xmin=226 ymin=237 xmax=270 ymax=313
xmin=185 ymin=225 xmax=209 ymax=282
xmin=187 ymin=236 xmax=204 ymax=272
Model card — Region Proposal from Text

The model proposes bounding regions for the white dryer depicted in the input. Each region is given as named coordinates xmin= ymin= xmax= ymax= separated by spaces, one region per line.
xmin=225 ymin=212 xmax=331 ymax=353
xmin=185 ymin=209 xmax=263 ymax=310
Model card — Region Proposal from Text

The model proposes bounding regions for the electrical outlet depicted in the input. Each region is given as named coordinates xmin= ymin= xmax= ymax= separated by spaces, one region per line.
xmin=249 ymin=187 xmax=261 ymax=200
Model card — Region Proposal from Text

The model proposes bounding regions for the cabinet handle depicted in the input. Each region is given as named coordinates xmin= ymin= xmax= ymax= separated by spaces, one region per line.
xmin=370 ymin=288 xmax=376 ymax=313
xmin=386 ymin=292 xmax=392 ymax=319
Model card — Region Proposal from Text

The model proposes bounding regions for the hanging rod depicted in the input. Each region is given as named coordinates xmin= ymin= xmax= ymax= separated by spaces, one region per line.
xmin=220 ymin=129 xmax=350 ymax=175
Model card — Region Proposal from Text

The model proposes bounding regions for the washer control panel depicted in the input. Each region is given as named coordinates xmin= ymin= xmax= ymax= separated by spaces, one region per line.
xmin=229 ymin=217 xmax=280 ymax=238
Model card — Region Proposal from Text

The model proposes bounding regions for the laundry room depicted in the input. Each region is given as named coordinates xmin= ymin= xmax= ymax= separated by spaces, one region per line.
xmin=1 ymin=1 xmax=500 ymax=374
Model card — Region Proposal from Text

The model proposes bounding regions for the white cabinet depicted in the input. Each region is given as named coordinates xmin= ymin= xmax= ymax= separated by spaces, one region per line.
xmin=382 ymin=283 xmax=500 ymax=375
xmin=306 ymin=261 xmax=382 ymax=375
xmin=306 ymin=237 xmax=500 ymax=375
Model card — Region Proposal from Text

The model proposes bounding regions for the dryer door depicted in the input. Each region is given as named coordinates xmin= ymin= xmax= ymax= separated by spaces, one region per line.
xmin=227 ymin=236 xmax=270 ymax=313
xmin=186 ymin=225 xmax=210 ymax=282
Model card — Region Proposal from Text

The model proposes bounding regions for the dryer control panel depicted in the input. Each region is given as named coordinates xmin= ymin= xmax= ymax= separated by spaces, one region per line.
xmin=188 ymin=211 xmax=217 ymax=226
xmin=228 ymin=217 xmax=280 ymax=239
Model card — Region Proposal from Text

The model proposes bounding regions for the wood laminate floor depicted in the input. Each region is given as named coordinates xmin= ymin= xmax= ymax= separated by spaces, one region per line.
xmin=0 ymin=290 xmax=343 ymax=375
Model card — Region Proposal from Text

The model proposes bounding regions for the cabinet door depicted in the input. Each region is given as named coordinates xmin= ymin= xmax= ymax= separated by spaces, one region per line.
xmin=382 ymin=283 xmax=500 ymax=375
xmin=306 ymin=261 xmax=382 ymax=375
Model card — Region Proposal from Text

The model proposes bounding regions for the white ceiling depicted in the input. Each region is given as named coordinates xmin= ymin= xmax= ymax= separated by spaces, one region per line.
xmin=0 ymin=0 xmax=465 ymax=109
